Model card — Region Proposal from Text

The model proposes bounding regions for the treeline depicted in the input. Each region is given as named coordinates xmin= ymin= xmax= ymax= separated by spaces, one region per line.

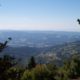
xmin=0 ymin=54 xmax=80 ymax=80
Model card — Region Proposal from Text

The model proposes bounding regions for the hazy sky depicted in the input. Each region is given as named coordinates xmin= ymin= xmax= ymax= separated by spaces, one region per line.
xmin=0 ymin=0 xmax=80 ymax=31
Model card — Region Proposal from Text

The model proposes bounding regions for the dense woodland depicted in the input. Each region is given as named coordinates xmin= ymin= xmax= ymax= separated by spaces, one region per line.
xmin=0 ymin=39 xmax=80 ymax=80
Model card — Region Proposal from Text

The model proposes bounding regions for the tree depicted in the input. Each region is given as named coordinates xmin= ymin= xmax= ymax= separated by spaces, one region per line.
xmin=69 ymin=54 xmax=80 ymax=78
xmin=57 ymin=54 xmax=80 ymax=80
xmin=7 ymin=67 xmax=24 ymax=80
xmin=28 ymin=56 xmax=36 ymax=69
xmin=0 ymin=55 xmax=16 ymax=80
xmin=77 ymin=19 xmax=80 ymax=25
xmin=21 ymin=70 xmax=32 ymax=80
xmin=0 ymin=37 xmax=12 ymax=52
xmin=32 ymin=64 xmax=56 ymax=80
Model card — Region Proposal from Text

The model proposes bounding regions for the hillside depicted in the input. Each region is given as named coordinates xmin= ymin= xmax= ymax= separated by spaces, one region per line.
xmin=0 ymin=31 xmax=80 ymax=65
xmin=36 ymin=41 xmax=80 ymax=64
xmin=0 ymin=40 xmax=80 ymax=66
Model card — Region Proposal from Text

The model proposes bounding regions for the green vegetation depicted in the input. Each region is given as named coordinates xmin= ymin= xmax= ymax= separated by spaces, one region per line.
xmin=0 ymin=39 xmax=80 ymax=80
xmin=0 ymin=54 xmax=80 ymax=80
xmin=28 ymin=56 xmax=36 ymax=70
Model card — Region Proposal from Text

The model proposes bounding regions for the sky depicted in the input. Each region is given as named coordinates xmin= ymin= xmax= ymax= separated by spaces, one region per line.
xmin=0 ymin=0 xmax=80 ymax=31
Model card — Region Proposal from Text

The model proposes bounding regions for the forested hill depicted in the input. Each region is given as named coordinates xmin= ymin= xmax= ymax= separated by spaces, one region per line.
xmin=37 ymin=40 xmax=80 ymax=64
xmin=0 ymin=40 xmax=80 ymax=65
xmin=1 ymin=31 xmax=80 ymax=65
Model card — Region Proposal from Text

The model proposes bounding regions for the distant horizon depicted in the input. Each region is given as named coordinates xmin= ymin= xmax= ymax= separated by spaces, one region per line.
xmin=0 ymin=29 xmax=80 ymax=33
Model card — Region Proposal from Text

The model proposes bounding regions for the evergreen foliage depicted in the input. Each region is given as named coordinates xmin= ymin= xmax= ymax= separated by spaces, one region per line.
xmin=28 ymin=56 xmax=36 ymax=69
xmin=0 ymin=53 xmax=80 ymax=80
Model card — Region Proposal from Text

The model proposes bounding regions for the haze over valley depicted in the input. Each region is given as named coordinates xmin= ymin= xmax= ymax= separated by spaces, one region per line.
xmin=0 ymin=31 xmax=80 ymax=65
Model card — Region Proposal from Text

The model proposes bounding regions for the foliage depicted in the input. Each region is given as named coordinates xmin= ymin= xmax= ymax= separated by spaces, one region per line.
xmin=21 ymin=70 xmax=32 ymax=80
xmin=7 ymin=67 xmax=23 ymax=80
xmin=0 ymin=39 xmax=80 ymax=80
xmin=28 ymin=56 xmax=36 ymax=70
xmin=0 ymin=54 xmax=80 ymax=80
xmin=0 ymin=38 xmax=12 ymax=52
xmin=22 ymin=64 xmax=56 ymax=80
xmin=56 ymin=54 xmax=80 ymax=80
xmin=0 ymin=55 xmax=17 ymax=80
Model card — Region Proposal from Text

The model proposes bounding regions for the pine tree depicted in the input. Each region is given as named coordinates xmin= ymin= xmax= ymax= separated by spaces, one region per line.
xmin=28 ymin=56 xmax=36 ymax=69
xmin=0 ymin=37 xmax=12 ymax=52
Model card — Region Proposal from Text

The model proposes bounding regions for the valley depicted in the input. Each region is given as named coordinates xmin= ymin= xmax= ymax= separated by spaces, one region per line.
xmin=0 ymin=31 xmax=80 ymax=65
